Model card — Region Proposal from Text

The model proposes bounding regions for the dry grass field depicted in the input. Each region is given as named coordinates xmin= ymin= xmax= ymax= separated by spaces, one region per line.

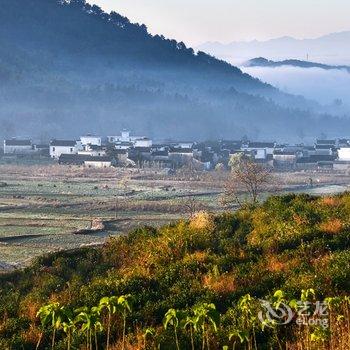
xmin=0 ymin=163 xmax=349 ymax=270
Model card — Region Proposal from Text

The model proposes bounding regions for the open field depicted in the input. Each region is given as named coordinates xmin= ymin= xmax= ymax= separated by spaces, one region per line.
xmin=0 ymin=164 xmax=350 ymax=270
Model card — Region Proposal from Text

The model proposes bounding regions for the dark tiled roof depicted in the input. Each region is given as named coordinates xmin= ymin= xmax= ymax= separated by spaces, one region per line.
xmin=169 ymin=147 xmax=193 ymax=154
xmin=274 ymin=150 xmax=297 ymax=155
xmin=220 ymin=141 xmax=242 ymax=150
xmin=316 ymin=139 xmax=336 ymax=145
xmin=247 ymin=142 xmax=275 ymax=148
xmin=297 ymin=155 xmax=336 ymax=163
xmin=133 ymin=147 xmax=151 ymax=153
xmin=152 ymin=144 xmax=168 ymax=148
xmin=88 ymin=145 xmax=103 ymax=150
xmin=59 ymin=154 xmax=113 ymax=165
xmin=152 ymin=150 xmax=169 ymax=157
xmin=315 ymin=145 xmax=335 ymax=150
xmin=84 ymin=156 xmax=113 ymax=162
xmin=50 ymin=140 xmax=77 ymax=147
xmin=58 ymin=154 xmax=90 ymax=165
xmin=116 ymin=141 xmax=133 ymax=146
xmin=113 ymin=149 xmax=128 ymax=155
xmin=5 ymin=139 xmax=31 ymax=146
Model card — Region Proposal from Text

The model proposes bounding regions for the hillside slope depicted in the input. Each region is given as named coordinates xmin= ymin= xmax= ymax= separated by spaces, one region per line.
xmin=0 ymin=194 xmax=349 ymax=348
xmin=0 ymin=0 xmax=347 ymax=140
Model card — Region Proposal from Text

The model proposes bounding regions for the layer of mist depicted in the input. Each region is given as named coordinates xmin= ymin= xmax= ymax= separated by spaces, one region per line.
xmin=242 ymin=66 xmax=350 ymax=116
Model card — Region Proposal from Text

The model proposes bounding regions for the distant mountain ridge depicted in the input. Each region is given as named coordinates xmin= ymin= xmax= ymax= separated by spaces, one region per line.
xmin=198 ymin=31 xmax=350 ymax=65
xmin=244 ymin=57 xmax=350 ymax=73
xmin=0 ymin=0 xmax=348 ymax=140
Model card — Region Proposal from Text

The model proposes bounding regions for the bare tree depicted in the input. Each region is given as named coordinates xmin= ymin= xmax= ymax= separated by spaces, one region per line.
xmin=182 ymin=196 xmax=202 ymax=218
xmin=221 ymin=153 xmax=272 ymax=207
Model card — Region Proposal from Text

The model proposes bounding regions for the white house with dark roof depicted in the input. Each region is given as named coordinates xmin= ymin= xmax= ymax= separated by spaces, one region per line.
xmin=108 ymin=130 xmax=152 ymax=148
xmin=78 ymin=144 xmax=106 ymax=157
xmin=241 ymin=142 xmax=276 ymax=160
xmin=338 ymin=146 xmax=350 ymax=161
xmin=50 ymin=140 xmax=82 ymax=159
xmin=134 ymin=138 xmax=152 ymax=148
xmin=3 ymin=139 xmax=34 ymax=154
xmin=80 ymin=135 xmax=102 ymax=147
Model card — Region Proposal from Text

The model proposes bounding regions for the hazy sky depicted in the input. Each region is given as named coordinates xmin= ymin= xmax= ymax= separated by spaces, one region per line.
xmin=91 ymin=0 xmax=350 ymax=46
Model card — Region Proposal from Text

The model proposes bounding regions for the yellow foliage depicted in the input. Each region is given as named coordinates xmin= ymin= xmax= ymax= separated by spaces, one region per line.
xmin=183 ymin=250 xmax=210 ymax=264
xmin=311 ymin=254 xmax=331 ymax=269
xmin=266 ymin=255 xmax=286 ymax=273
xmin=189 ymin=211 xmax=214 ymax=231
xmin=21 ymin=324 xmax=41 ymax=346
xmin=292 ymin=214 xmax=308 ymax=226
xmin=19 ymin=297 xmax=41 ymax=322
xmin=319 ymin=218 xmax=343 ymax=234
xmin=203 ymin=272 xmax=236 ymax=294
xmin=320 ymin=196 xmax=339 ymax=207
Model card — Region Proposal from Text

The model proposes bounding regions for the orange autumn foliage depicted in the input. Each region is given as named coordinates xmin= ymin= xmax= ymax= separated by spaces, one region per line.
xmin=319 ymin=218 xmax=343 ymax=234
xmin=321 ymin=196 xmax=339 ymax=207
xmin=203 ymin=272 xmax=237 ymax=294
xmin=266 ymin=255 xmax=286 ymax=273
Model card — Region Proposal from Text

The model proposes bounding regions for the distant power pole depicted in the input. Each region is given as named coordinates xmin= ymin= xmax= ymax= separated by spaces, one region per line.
xmin=306 ymin=53 xmax=309 ymax=61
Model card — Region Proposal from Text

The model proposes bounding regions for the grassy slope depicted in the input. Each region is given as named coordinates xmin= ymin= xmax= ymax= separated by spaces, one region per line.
xmin=0 ymin=193 xmax=349 ymax=348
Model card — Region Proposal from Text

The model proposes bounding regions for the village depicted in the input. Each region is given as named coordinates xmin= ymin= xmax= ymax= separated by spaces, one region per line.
xmin=2 ymin=130 xmax=350 ymax=172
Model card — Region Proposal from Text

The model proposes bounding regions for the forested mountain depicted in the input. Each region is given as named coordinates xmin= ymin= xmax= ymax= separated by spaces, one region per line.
xmin=245 ymin=57 xmax=350 ymax=73
xmin=0 ymin=0 xmax=347 ymax=140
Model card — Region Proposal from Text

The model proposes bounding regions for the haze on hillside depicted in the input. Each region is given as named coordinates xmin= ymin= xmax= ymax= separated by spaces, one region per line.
xmin=0 ymin=0 xmax=349 ymax=142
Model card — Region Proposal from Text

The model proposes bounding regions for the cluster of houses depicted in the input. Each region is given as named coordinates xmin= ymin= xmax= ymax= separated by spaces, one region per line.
xmin=3 ymin=132 xmax=350 ymax=172
xmin=220 ymin=139 xmax=350 ymax=171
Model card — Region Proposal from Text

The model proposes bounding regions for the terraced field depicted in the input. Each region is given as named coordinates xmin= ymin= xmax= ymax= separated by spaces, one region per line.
xmin=0 ymin=163 xmax=349 ymax=270
xmin=0 ymin=165 xmax=220 ymax=269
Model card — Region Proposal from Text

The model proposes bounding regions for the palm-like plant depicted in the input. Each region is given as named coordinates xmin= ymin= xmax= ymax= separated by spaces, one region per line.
xmin=61 ymin=308 xmax=76 ymax=350
xmin=75 ymin=307 xmax=93 ymax=350
xmin=193 ymin=303 xmax=220 ymax=350
xmin=228 ymin=329 xmax=249 ymax=350
xmin=116 ymin=294 xmax=132 ymax=350
xmin=181 ymin=312 xmax=196 ymax=350
xmin=99 ymin=296 xmax=118 ymax=350
xmin=143 ymin=327 xmax=156 ymax=349
xmin=163 ymin=308 xmax=183 ymax=350
xmin=237 ymin=294 xmax=258 ymax=350
xmin=75 ymin=306 xmax=104 ymax=350
xmin=36 ymin=302 xmax=65 ymax=350
xmin=91 ymin=306 xmax=104 ymax=350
